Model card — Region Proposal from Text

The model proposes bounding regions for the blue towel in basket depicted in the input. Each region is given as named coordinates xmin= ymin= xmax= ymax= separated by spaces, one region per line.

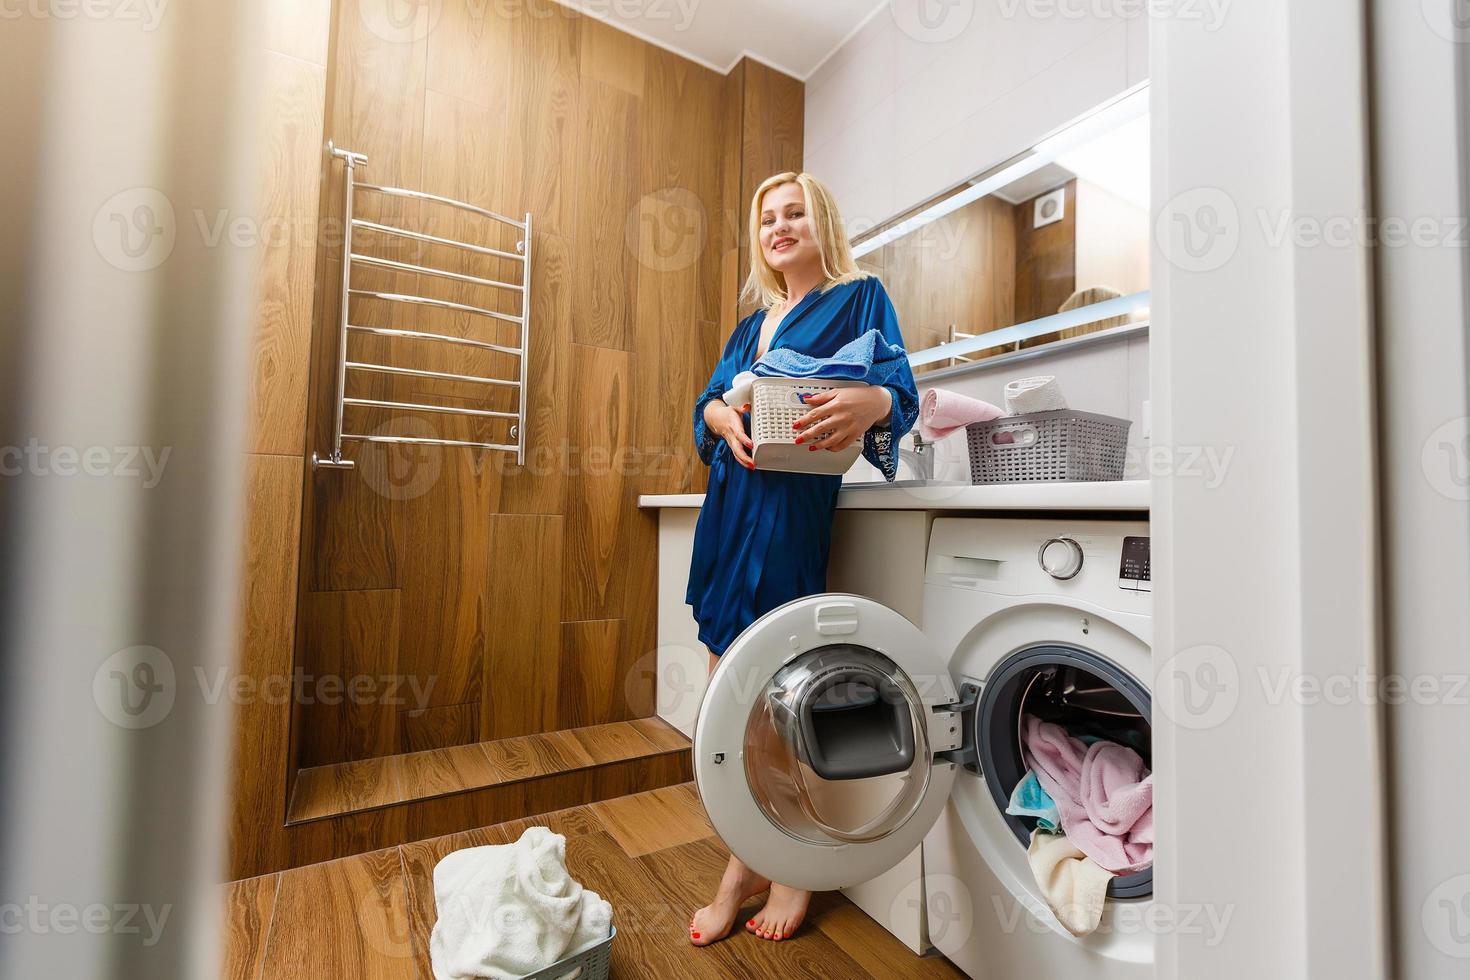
xmin=750 ymin=327 xmax=909 ymax=389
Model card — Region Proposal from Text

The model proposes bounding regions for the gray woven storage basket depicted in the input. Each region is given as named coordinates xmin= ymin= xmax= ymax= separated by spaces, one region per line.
xmin=965 ymin=409 xmax=1131 ymax=483
xmin=516 ymin=925 xmax=615 ymax=980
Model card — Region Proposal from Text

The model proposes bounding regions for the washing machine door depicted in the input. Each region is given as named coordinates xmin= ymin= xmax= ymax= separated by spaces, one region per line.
xmin=694 ymin=594 xmax=962 ymax=892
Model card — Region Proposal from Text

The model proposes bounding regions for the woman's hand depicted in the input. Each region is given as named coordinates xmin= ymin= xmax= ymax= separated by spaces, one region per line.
xmin=792 ymin=385 xmax=893 ymax=453
xmin=704 ymin=399 xmax=756 ymax=470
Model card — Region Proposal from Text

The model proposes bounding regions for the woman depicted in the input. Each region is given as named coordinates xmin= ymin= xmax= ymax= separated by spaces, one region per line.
xmin=685 ymin=172 xmax=918 ymax=946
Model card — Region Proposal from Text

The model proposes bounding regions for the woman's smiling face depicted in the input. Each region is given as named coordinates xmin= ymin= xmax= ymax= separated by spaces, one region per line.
xmin=759 ymin=181 xmax=818 ymax=276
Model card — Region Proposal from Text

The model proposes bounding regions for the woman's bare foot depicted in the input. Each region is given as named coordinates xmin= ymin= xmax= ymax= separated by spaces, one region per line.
xmin=689 ymin=854 xmax=770 ymax=946
xmin=746 ymin=882 xmax=811 ymax=941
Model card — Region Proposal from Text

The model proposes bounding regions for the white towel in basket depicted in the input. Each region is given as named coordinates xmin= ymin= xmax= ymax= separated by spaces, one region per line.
xmin=429 ymin=826 xmax=612 ymax=980
xmin=1003 ymin=376 xmax=1067 ymax=415
xmin=722 ymin=370 xmax=758 ymax=407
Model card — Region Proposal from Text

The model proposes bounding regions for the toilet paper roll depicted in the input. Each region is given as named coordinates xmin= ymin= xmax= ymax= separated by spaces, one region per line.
xmin=1004 ymin=375 xmax=1067 ymax=415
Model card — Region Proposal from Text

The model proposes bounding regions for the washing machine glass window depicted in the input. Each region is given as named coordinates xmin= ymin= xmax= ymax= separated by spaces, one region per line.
xmin=975 ymin=644 xmax=1154 ymax=899
xmin=742 ymin=644 xmax=932 ymax=845
xmin=693 ymin=595 xmax=962 ymax=892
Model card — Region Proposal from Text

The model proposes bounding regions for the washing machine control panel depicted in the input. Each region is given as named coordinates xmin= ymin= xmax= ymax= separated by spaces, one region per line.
xmin=1119 ymin=535 xmax=1151 ymax=592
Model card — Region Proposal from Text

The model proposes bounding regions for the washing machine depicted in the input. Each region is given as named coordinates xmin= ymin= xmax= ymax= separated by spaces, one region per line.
xmin=693 ymin=517 xmax=1153 ymax=978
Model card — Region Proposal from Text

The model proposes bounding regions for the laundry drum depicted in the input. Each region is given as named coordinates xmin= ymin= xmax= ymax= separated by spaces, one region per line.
xmin=972 ymin=645 xmax=1153 ymax=899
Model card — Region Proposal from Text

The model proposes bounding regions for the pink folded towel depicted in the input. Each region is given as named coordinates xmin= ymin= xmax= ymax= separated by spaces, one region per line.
xmin=1022 ymin=716 xmax=1153 ymax=875
xmin=917 ymin=388 xmax=1003 ymax=442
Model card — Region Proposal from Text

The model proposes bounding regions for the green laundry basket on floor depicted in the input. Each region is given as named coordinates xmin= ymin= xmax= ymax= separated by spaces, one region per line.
xmin=516 ymin=925 xmax=615 ymax=980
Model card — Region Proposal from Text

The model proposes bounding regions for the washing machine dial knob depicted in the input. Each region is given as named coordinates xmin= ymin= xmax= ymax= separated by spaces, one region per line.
xmin=1038 ymin=536 xmax=1084 ymax=580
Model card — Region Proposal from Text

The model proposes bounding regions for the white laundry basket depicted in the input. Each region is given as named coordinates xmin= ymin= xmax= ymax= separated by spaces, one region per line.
xmin=750 ymin=377 xmax=865 ymax=475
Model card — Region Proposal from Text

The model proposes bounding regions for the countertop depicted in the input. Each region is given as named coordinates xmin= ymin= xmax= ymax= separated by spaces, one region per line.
xmin=638 ymin=480 xmax=1149 ymax=512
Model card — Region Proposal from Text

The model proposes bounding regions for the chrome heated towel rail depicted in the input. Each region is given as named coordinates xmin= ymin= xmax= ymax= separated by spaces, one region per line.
xmin=313 ymin=143 xmax=532 ymax=470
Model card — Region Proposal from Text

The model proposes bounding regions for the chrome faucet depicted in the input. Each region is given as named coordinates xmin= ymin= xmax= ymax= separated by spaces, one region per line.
xmin=898 ymin=432 xmax=935 ymax=481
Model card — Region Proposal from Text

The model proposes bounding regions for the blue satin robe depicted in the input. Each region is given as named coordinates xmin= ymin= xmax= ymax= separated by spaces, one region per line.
xmin=686 ymin=276 xmax=919 ymax=656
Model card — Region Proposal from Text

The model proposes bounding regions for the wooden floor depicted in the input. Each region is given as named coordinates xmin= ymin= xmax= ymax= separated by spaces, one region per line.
xmin=223 ymin=781 xmax=966 ymax=979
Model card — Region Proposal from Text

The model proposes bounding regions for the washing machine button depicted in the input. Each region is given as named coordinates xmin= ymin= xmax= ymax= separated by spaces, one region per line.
xmin=1038 ymin=536 xmax=1084 ymax=580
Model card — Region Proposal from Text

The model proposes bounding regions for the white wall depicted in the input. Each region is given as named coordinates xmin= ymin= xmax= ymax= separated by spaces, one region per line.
xmin=811 ymin=4 xmax=1152 ymax=487
xmin=806 ymin=2 xmax=1148 ymax=235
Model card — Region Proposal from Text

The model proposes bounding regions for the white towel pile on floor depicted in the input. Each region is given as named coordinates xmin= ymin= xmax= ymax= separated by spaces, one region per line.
xmin=429 ymin=826 xmax=612 ymax=980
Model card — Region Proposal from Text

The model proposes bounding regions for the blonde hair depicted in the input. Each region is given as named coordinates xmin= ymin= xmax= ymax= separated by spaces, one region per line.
xmin=740 ymin=172 xmax=869 ymax=310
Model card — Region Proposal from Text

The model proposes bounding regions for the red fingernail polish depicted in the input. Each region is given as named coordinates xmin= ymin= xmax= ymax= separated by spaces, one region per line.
xmin=794 ymin=437 xmax=803 ymax=445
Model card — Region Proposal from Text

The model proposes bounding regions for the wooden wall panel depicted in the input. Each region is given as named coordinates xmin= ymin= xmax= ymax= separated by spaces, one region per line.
xmin=875 ymin=193 xmax=1019 ymax=368
xmin=235 ymin=0 xmax=801 ymax=832
xmin=735 ymin=58 xmax=805 ymax=325
xmin=562 ymin=343 xmax=635 ymax=620
xmin=1014 ymin=180 xmax=1079 ymax=330
xmin=228 ymin=454 xmax=303 ymax=880
xmin=263 ymin=0 xmax=333 ymax=66
xmin=248 ymin=52 xmax=325 ymax=456
xmin=482 ymin=514 xmax=564 ymax=741
xmin=557 ymin=619 xmax=625 ymax=729
xmin=570 ymin=81 xmax=641 ymax=350
xmin=225 ymin=0 xmax=331 ymax=880
xmin=399 ymin=702 xmax=480 ymax=754
xmin=297 ymin=589 xmax=403 ymax=767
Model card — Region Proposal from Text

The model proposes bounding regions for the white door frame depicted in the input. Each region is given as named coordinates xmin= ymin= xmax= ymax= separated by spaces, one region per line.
xmin=1150 ymin=1 xmax=1388 ymax=977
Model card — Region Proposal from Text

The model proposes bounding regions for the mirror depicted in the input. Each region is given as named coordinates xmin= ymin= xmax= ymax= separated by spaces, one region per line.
xmin=851 ymin=87 xmax=1151 ymax=375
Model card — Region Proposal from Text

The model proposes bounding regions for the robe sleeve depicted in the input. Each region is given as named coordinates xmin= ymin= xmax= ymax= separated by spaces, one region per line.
xmin=692 ymin=317 xmax=750 ymax=466
xmin=853 ymin=278 xmax=919 ymax=481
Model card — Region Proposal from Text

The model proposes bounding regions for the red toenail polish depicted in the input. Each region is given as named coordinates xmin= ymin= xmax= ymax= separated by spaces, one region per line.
xmin=692 ymin=932 xmax=700 ymax=939
xmin=747 ymin=919 xmax=755 ymax=926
